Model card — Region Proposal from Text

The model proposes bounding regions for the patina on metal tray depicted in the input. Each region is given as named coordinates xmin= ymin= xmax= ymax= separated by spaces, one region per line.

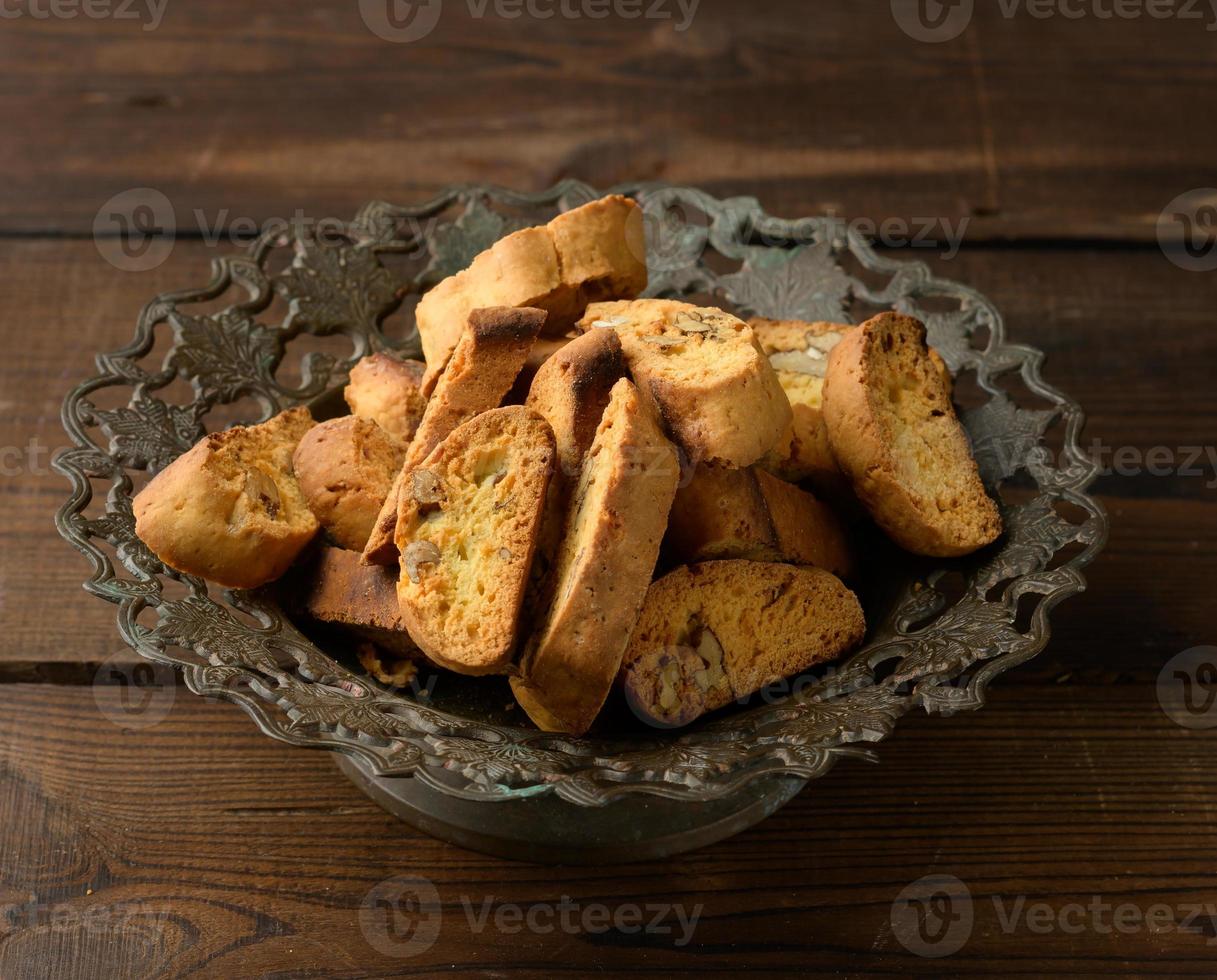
xmin=55 ymin=181 xmax=1108 ymax=811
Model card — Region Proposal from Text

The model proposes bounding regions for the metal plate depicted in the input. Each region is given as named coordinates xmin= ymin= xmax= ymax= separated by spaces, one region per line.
xmin=55 ymin=181 xmax=1108 ymax=807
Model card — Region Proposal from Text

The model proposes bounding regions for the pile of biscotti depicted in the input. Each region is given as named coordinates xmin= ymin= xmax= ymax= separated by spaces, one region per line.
xmin=133 ymin=195 xmax=1002 ymax=736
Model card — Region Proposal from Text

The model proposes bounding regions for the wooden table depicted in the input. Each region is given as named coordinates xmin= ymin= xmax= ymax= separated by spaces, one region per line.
xmin=2 ymin=2 xmax=1215 ymax=975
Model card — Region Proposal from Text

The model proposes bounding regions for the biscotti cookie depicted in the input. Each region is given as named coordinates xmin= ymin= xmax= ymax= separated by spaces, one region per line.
xmin=298 ymin=546 xmax=420 ymax=658
xmin=344 ymin=353 xmax=428 ymax=448
xmin=292 ymin=416 xmax=403 ymax=551
xmin=395 ymin=406 xmax=556 ymax=674
xmin=665 ymin=465 xmax=854 ymax=578
xmin=577 ymin=299 xmax=791 ymax=467
xmin=750 ymin=317 xmax=853 ymax=490
xmin=751 ymin=316 xmax=951 ymax=388
xmin=523 ymin=328 xmax=630 ymax=596
xmin=415 ymin=195 xmax=647 ymax=382
xmin=509 ymin=334 xmax=577 ymax=404
xmin=620 ymin=561 xmax=865 ymax=728
xmin=133 ymin=407 xmax=318 ymax=589
xmin=512 ymin=379 xmax=680 ymax=735
xmin=363 ymin=306 xmax=546 ymax=566
xmin=822 ymin=312 xmax=1001 ymax=556
xmin=526 ymin=328 xmax=628 ymax=480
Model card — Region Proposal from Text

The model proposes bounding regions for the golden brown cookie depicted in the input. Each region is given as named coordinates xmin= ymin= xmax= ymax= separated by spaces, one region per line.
xmin=293 ymin=416 xmax=403 ymax=551
xmin=394 ymin=406 xmax=556 ymax=675
xmin=822 ymin=312 xmax=1001 ymax=556
xmin=297 ymin=545 xmax=421 ymax=658
xmin=665 ymin=465 xmax=855 ymax=578
xmin=362 ymin=306 xmax=545 ymax=566
xmin=133 ymin=408 xmax=318 ymax=589
xmin=343 ymin=353 xmax=428 ymax=449
xmin=512 ymin=379 xmax=680 ymax=735
xmin=415 ymin=195 xmax=646 ymax=383
xmin=578 ymin=299 xmax=791 ymax=467
xmin=620 ymin=561 xmax=865 ymax=728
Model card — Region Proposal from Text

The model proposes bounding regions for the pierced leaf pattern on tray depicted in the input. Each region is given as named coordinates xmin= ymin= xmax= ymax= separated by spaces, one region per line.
xmin=53 ymin=182 xmax=1106 ymax=804
xmin=91 ymin=394 xmax=204 ymax=472
xmin=276 ymin=240 xmax=401 ymax=333
xmin=719 ymin=242 xmax=855 ymax=322
xmin=170 ymin=310 xmax=281 ymax=402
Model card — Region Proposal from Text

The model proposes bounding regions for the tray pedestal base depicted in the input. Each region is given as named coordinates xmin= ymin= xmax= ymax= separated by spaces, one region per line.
xmin=336 ymin=755 xmax=806 ymax=864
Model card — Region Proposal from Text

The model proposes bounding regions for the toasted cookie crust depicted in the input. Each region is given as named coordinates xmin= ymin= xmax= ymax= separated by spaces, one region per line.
xmin=362 ymin=306 xmax=545 ymax=566
xmin=415 ymin=195 xmax=646 ymax=383
xmin=512 ymin=379 xmax=680 ymax=735
xmin=394 ymin=406 xmax=556 ymax=674
xmin=343 ymin=353 xmax=428 ymax=448
xmin=665 ymin=465 xmax=855 ymax=578
xmin=620 ymin=560 xmax=865 ymax=729
xmin=822 ymin=312 xmax=1001 ymax=557
xmin=293 ymin=416 xmax=403 ymax=552
xmin=578 ymin=299 xmax=791 ymax=467
xmin=296 ymin=545 xmax=421 ymax=658
xmin=133 ymin=407 xmax=318 ymax=589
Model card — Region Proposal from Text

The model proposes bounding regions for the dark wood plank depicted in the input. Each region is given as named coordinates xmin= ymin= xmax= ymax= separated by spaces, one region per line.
xmin=0 ymin=0 xmax=1214 ymax=239
xmin=5 ymin=239 xmax=1213 ymax=672
xmin=1 ymin=682 xmax=1215 ymax=977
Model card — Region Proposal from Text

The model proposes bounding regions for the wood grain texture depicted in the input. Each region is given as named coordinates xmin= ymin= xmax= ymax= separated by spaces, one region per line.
xmin=3 ymin=7 xmax=1214 ymax=975
xmin=2 ymin=683 xmax=1215 ymax=977
xmin=0 ymin=0 xmax=1214 ymax=239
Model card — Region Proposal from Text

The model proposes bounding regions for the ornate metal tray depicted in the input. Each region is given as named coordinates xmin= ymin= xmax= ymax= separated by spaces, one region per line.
xmin=55 ymin=181 xmax=1107 ymax=815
